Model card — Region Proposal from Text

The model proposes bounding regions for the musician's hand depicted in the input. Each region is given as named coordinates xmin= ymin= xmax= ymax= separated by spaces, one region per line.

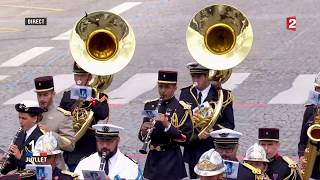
xmin=100 ymin=95 xmax=108 ymax=102
xmin=198 ymin=128 xmax=213 ymax=140
xmin=156 ymin=114 xmax=170 ymax=128
xmin=0 ymin=154 xmax=5 ymax=166
xmin=192 ymin=113 xmax=202 ymax=123
xmin=9 ymin=145 xmax=21 ymax=160
xmin=299 ymin=156 xmax=305 ymax=171
xmin=38 ymin=124 xmax=50 ymax=133
xmin=106 ymin=176 xmax=111 ymax=180
xmin=141 ymin=122 xmax=153 ymax=136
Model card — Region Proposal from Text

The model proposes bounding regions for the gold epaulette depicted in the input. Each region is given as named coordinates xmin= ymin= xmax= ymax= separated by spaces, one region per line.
xmin=144 ymin=98 xmax=159 ymax=104
xmin=282 ymin=155 xmax=298 ymax=169
xmin=179 ymin=101 xmax=191 ymax=109
xmin=243 ymin=162 xmax=262 ymax=175
xmin=56 ymin=107 xmax=71 ymax=116
xmin=39 ymin=128 xmax=46 ymax=134
xmin=61 ymin=170 xmax=79 ymax=178
xmin=304 ymin=103 xmax=313 ymax=107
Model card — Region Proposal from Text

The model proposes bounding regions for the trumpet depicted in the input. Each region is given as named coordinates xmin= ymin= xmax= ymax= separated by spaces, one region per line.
xmin=139 ymin=98 xmax=163 ymax=154
xmin=99 ymin=151 xmax=107 ymax=172
xmin=0 ymin=128 xmax=22 ymax=174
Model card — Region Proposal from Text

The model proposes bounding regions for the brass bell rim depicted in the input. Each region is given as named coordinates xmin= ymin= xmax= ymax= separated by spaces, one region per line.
xmin=204 ymin=23 xmax=236 ymax=55
xmin=69 ymin=11 xmax=135 ymax=76
xmin=307 ymin=124 xmax=320 ymax=142
xmin=186 ymin=4 xmax=253 ymax=70
xmin=86 ymin=29 xmax=118 ymax=61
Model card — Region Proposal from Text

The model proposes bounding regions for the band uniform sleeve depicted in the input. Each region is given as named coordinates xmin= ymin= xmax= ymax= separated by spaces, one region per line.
xmin=54 ymin=115 xmax=75 ymax=152
xmin=0 ymin=155 xmax=17 ymax=175
xmin=165 ymin=101 xmax=193 ymax=144
xmin=298 ymin=106 xmax=314 ymax=157
xmin=59 ymin=91 xmax=70 ymax=110
xmin=91 ymin=93 xmax=109 ymax=121
xmin=214 ymin=90 xmax=235 ymax=130
xmin=138 ymin=101 xmax=153 ymax=142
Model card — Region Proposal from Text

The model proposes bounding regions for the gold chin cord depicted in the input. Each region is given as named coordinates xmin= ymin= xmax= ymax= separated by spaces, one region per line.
xmin=186 ymin=4 xmax=252 ymax=138
xmin=302 ymin=106 xmax=320 ymax=179
xmin=69 ymin=11 xmax=135 ymax=141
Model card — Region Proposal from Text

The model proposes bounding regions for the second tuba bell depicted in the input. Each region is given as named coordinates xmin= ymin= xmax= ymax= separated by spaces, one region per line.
xmin=186 ymin=4 xmax=253 ymax=138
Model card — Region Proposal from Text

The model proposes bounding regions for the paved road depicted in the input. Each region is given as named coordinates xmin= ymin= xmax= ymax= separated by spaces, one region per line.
xmin=0 ymin=0 xmax=319 ymax=166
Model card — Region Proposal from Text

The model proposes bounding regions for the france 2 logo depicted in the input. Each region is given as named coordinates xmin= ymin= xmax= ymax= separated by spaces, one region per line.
xmin=286 ymin=16 xmax=296 ymax=31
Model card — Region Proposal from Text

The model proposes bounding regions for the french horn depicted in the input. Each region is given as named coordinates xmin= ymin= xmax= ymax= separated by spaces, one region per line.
xmin=186 ymin=4 xmax=253 ymax=138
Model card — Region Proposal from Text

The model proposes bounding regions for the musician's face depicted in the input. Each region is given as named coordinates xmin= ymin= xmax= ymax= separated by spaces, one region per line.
xmin=199 ymin=173 xmax=224 ymax=180
xmin=19 ymin=112 xmax=37 ymax=131
xmin=36 ymin=90 xmax=55 ymax=109
xmin=216 ymin=144 xmax=238 ymax=161
xmin=74 ymin=73 xmax=92 ymax=86
xmin=191 ymin=74 xmax=210 ymax=90
xmin=259 ymin=140 xmax=279 ymax=159
xmin=97 ymin=137 xmax=119 ymax=159
xmin=158 ymin=83 xmax=177 ymax=100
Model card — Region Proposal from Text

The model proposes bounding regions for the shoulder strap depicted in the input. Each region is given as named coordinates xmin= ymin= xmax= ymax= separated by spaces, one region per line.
xmin=61 ymin=170 xmax=79 ymax=178
xmin=179 ymin=101 xmax=191 ymax=109
xmin=144 ymin=98 xmax=159 ymax=104
xmin=124 ymin=153 xmax=138 ymax=164
xmin=242 ymin=162 xmax=262 ymax=175
xmin=56 ymin=107 xmax=71 ymax=116
xmin=282 ymin=156 xmax=302 ymax=180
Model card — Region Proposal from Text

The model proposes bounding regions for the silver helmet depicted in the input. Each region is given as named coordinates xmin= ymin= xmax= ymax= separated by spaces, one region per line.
xmin=33 ymin=132 xmax=62 ymax=155
xmin=243 ymin=143 xmax=269 ymax=163
xmin=194 ymin=149 xmax=225 ymax=176
xmin=314 ymin=72 xmax=320 ymax=87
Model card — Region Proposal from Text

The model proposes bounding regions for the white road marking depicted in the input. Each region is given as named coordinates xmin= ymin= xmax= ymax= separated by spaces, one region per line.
xmin=3 ymin=73 xmax=157 ymax=105
xmin=0 ymin=75 xmax=9 ymax=81
xmin=108 ymin=73 xmax=157 ymax=104
xmin=108 ymin=2 xmax=142 ymax=14
xmin=0 ymin=47 xmax=54 ymax=67
xmin=51 ymin=2 xmax=142 ymax=40
xmin=268 ymin=74 xmax=315 ymax=104
xmin=51 ymin=30 xmax=71 ymax=40
xmin=222 ymin=73 xmax=250 ymax=91
xmin=3 ymin=74 xmax=74 ymax=105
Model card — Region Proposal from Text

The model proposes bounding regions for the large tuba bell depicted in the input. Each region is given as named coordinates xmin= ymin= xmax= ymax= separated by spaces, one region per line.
xmin=68 ymin=11 xmax=135 ymax=141
xmin=186 ymin=4 xmax=253 ymax=138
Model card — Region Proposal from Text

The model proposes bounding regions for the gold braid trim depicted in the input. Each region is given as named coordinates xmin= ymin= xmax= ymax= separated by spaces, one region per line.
xmin=61 ymin=170 xmax=79 ymax=178
xmin=282 ymin=156 xmax=302 ymax=180
xmin=171 ymin=101 xmax=192 ymax=128
xmin=218 ymin=91 xmax=233 ymax=117
xmin=243 ymin=162 xmax=262 ymax=175
xmin=144 ymin=98 xmax=159 ymax=104
xmin=56 ymin=107 xmax=71 ymax=116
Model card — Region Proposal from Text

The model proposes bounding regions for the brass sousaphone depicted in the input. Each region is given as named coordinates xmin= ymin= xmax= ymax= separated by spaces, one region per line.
xmin=68 ymin=11 xmax=135 ymax=141
xmin=186 ymin=4 xmax=253 ymax=138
